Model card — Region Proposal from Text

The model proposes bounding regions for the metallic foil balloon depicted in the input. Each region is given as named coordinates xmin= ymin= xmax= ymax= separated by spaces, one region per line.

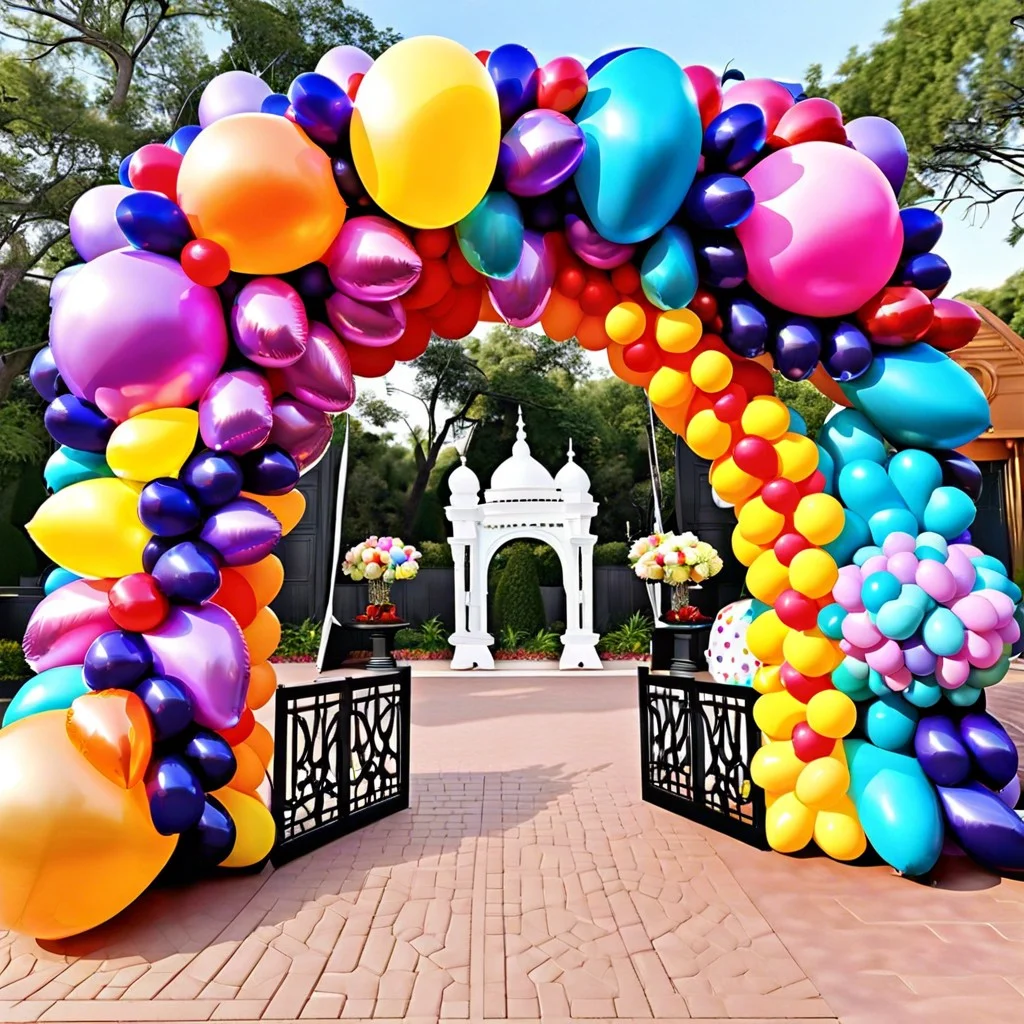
xmin=30 ymin=346 xmax=60 ymax=402
xmin=564 ymin=214 xmax=635 ymax=269
xmin=44 ymin=445 xmax=113 ymax=492
xmin=899 ymin=252 xmax=951 ymax=296
xmin=199 ymin=369 xmax=274 ymax=456
xmin=456 ymin=192 xmax=524 ymax=279
xmin=326 ymin=291 xmax=406 ymax=346
xmin=845 ymin=115 xmax=909 ymax=194
xmin=520 ymin=195 xmax=561 ymax=231
xmin=703 ymin=104 xmax=767 ymax=173
xmin=167 ymin=125 xmax=201 ymax=155
xmin=325 ymin=216 xmax=422 ymax=301
xmin=146 ymin=754 xmax=206 ymax=834
xmin=287 ymin=72 xmax=352 ymax=145
xmin=44 ymin=395 xmax=115 ymax=453
xmin=937 ymin=781 xmax=1024 ymax=874
xmin=23 ymin=579 xmax=114 ymax=673
xmin=66 ymin=689 xmax=153 ymax=789
xmin=273 ymin=321 xmax=355 ymax=412
xmin=315 ymin=44 xmax=373 ymax=92
xmin=2 ymin=664 xmax=89 ymax=728
xmin=775 ymin=318 xmax=822 ymax=381
xmin=49 ymin=250 xmax=228 ymax=423
xmin=723 ymin=297 xmax=769 ymax=357
xmin=115 ymin=192 xmax=193 ymax=255
xmin=231 ymin=277 xmax=309 ymax=367
xmin=696 ymin=234 xmax=747 ymax=289
xmin=242 ymin=445 xmax=299 ymax=496
xmin=934 ymin=449 xmax=983 ymax=503
xmin=152 ymin=540 xmax=222 ymax=604
xmin=914 ymin=714 xmax=971 ymax=785
xmin=145 ymin=604 xmax=249 ymax=731
xmin=487 ymin=43 xmax=539 ymax=124
xmin=137 ymin=675 xmax=194 ymax=742
xmin=68 ymin=184 xmax=132 ymax=261
xmin=49 ymin=264 xmax=82 ymax=310
xmin=901 ymin=207 xmax=943 ymax=255
xmin=198 ymin=70 xmax=271 ymax=127
xmin=199 ymin=497 xmax=282 ymax=566
xmin=858 ymin=286 xmax=934 ymax=346
xmin=138 ymin=478 xmax=201 ymax=536
xmin=960 ymin=711 xmax=1019 ymax=789
xmin=498 ymin=110 xmax=586 ymax=197
xmin=923 ymin=298 xmax=981 ymax=353
xmin=84 ymin=630 xmax=153 ymax=691
xmin=183 ymin=729 xmax=237 ymax=791
xmin=823 ymin=322 xmax=873 ymax=382
xmin=488 ymin=230 xmax=555 ymax=327
xmin=682 ymin=172 xmax=755 ymax=230
xmin=269 ymin=396 xmax=333 ymax=473
xmin=640 ymin=225 xmax=698 ymax=311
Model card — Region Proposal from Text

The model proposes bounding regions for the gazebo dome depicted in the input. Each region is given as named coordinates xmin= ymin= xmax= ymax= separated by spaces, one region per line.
xmin=486 ymin=407 xmax=559 ymax=500
xmin=555 ymin=439 xmax=591 ymax=496
xmin=448 ymin=457 xmax=480 ymax=508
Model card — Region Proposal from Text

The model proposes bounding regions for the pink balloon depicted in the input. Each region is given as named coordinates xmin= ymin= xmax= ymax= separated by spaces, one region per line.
xmin=842 ymin=611 xmax=882 ymax=650
xmin=326 ymin=292 xmax=405 ymax=347
xmin=736 ymin=142 xmax=903 ymax=317
xmin=315 ymin=45 xmax=373 ymax=91
xmin=985 ymin=590 xmax=1017 ymax=628
xmin=69 ymin=185 xmax=132 ymax=261
xmin=272 ymin=321 xmax=355 ymax=412
xmin=887 ymin=550 xmax=919 ymax=584
xmin=49 ymin=250 xmax=228 ymax=423
xmin=915 ymin=559 xmax=957 ymax=603
xmin=865 ymin=639 xmax=904 ymax=675
xmin=881 ymin=532 xmax=916 ymax=557
xmin=999 ymin=619 xmax=1022 ymax=645
xmin=488 ymin=230 xmax=555 ymax=327
xmin=23 ymin=580 xmax=115 ymax=673
xmin=944 ymin=547 xmax=977 ymax=598
xmin=199 ymin=369 xmax=274 ymax=455
xmin=951 ymin=594 xmax=998 ymax=633
xmin=325 ymin=216 xmax=422 ymax=302
xmin=860 ymin=554 xmax=889 ymax=579
xmin=833 ymin=566 xmax=865 ymax=612
xmin=199 ymin=71 xmax=271 ymax=127
xmin=564 ymin=214 xmax=635 ymax=269
xmin=721 ymin=78 xmax=794 ymax=133
xmin=232 ymin=277 xmax=308 ymax=366
xmin=885 ymin=667 xmax=912 ymax=692
xmin=935 ymin=652 xmax=970 ymax=689
xmin=965 ymin=629 xmax=1003 ymax=670
xmin=840 ymin=639 xmax=863 ymax=660
xmin=950 ymin=542 xmax=984 ymax=559
xmin=270 ymin=396 xmax=333 ymax=473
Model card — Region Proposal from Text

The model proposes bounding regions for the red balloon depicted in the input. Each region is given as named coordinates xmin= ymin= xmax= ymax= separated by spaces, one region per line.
xmin=537 ymin=56 xmax=589 ymax=113
xmin=761 ymin=478 xmax=800 ymax=514
xmin=774 ymin=532 xmax=812 ymax=566
xmin=780 ymin=663 xmax=834 ymax=704
xmin=769 ymin=98 xmax=847 ymax=148
xmin=108 ymin=573 xmax=170 ymax=632
xmin=210 ymin=567 xmax=259 ymax=629
xmin=732 ymin=359 xmax=775 ymax=398
xmin=403 ymin=259 xmax=452 ymax=310
xmin=923 ymin=298 xmax=981 ymax=352
xmin=431 ymin=285 xmax=481 ymax=339
xmin=557 ymin=266 xmax=586 ymax=298
xmin=128 ymin=144 xmax=183 ymax=200
xmin=180 ymin=238 xmax=231 ymax=287
xmin=346 ymin=343 xmax=395 ymax=378
xmin=415 ymin=228 xmax=451 ymax=260
xmin=447 ymin=244 xmax=480 ymax=287
xmin=346 ymin=72 xmax=364 ymax=101
xmin=219 ymin=706 xmax=255 ymax=747
xmin=689 ymin=288 xmax=718 ymax=324
xmin=857 ymin=286 xmax=935 ymax=346
xmin=792 ymin=721 xmax=835 ymax=762
xmin=475 ymin=49 xmax=491 ymax=65
xmin=776 ymin=588 xmax=820 ymax=631
xmin=579 ymin=279 xmax=617 ymax=317
xmin=733 ymin=436 xmax=779 ymax=478
xmin=797 ymin=470 xmax=827 ymax=496
xmin=683 ymin=65 xmax=723 ymax=127
xmin=391 ymin=310 xmax=432 ymax=361
xmin=713 ymin=384 xmax=746 ymax=422
xmin=610 ymin=263 xmax=641 ymax=297
xmin=622 ymin=339 xmax=661 ymax=373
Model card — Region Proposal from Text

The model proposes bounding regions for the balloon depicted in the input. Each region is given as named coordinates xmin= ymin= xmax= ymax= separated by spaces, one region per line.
xmin=695 ymin=234 xmax=746 ymax=289
xmin=199 ymin=497 xmax=282 ymax=566
xmin=136 ymin=675 xmax=194 ymax=741
xmin=242 ymin=488 xmax=305 ymax=536
xmin=214 ymin=787 xmax=276 ymax=868
xmin=243 ymin=606 xmax=282 ymax=663
xmin=351 ymin=37 xmax=500 ymax=229
xmin=199 ymin=370 xmax=274 ymax=458
xmin=538 ymin=56 xmax=588 ymax=112
xmin=247 ymin=660 xmax=278 ymax=709
xmin=108 ymin=573 xmax=170 ymax=632
xmin=327 ymin=291 xmax=406 ymax=346
xmin=270 ymin=396 xmax=333 ymax=472
xmin=722 ymin=297 xmax=769 ymax=357
xmin=152 ymin=540 xmax=222 ymax=604
xmin=288 ymin=261 xmax=336 ymax=301
xmin=180 ymin=237 xmax=231 ymax=287
xmin=2 ymin=664 xmax=90 ymax=728
xmin=228 ymin=741 xmax=265 ymax=792
xmin=49 ymin=250 xmax=227 ymax=423
xmin=30 ymin=346 xmax=60 ymax=403
xmin=574 ymin=48 xmax=703 ymax=244
xmin=456 ymin=192 xmax=524 ymax=280
xmin=167 ymin=125 xmax=201 ymax=155
xmin=499 ymin=110 xmax=586 ymax=197
xmin=488 ymin=230 xmax=555 ymax=327
xmin=315 ymin=44 xmax=374 ymax=91
xmin=287 ymin=72 xmax=352 ymax=145
xmin=737 ymin=143 xmax=903 ymax=317
xmin=845 ymin=116 xmax=909 ymax=194
xmin=242 ymin=445 xmax=299 ymax=495
xmin=858 ymin=287 xmax=934 ymax=346
xmin=703 ymin=104 xmax=767 ymax=173
xmin=769 ymin=98 xmax=846 ymax=148
xmin=822 ymin=322 xmax=873 ymax=382
xmin=720 ymin=78 xmax=794 ymax=134
xmin=487 ymin=43 xmax=539 ymax=124
xmin=66 ymin=689 xmax=153 ymax=789
xmin=83 ymin=630 xmax=152 ymax=692
xmin=775 ymin=319 xmax=821 ymax=381
xmin=938 ymin=781 xmax=1024 ymax=874
xmin=69 ymin=185 xmax=132 ymax=261
xmin=127 ymin=144 xmax=182 ymax=200
xmin=231 ymin=277 xmax=308 ymax=367
xmin=900 ymin=252 xmax=951 ymax=296
xmin=683 ymin=65 xmax=723 ymax=127
xmin=22 ymin=579 xmax=114 ymax=674
xmin=923 ymin=486 xmax=976 ymax=539
xmin=116 ymin=191 xmax=193 ymax=255
xmin=935 ymin=449 xmax=983 ymax=503
xmin=183 ymin=729 xmax=237 ymax=791
xmin=181 ymin=450 xmax=244 ymax=507
xmin=0 ymin=711 xmax=174 ymax=939
xmin=43 ymin=568 xmax=80 ymax=595
xmin=106 ymin=408 xmax=199 ymax=482
xmin=564 ymin=214 xmax=635 ymax=269
xmin=915 ymin=714 xmax=971 ymax=785
xmin=235 ymin=554 xmax=284 ymax=607
xmin=864 ymin=693 xmax=919 ymax=751
xmin=199 ymin=71 xmax=271 ymax=127
xmin=683 ymin=173 xmax=754 ymax=230
xmin=210 ymin=568 xmax=259 ymax=630
xmin=147 ymin=754 xmax=206 ymax=834
xmin=960 ymin=711 xmax=1019 ymax=789
xmin=138 ymin=478 xmax=201 ymax=537
xmin=44 ymin=395 xmax=115 ymax=453
xmin=923 ymin=298 xmax=981 ymax=353
xmin=640 ymin=226 xmax=698 ymax=311
xmin=900 ymin=208 xmax=943 ymax=255
xmin=326 ymin=216 xmax=422 ymax=301
xmin=269 ymin=321 xmax=353 ymax=413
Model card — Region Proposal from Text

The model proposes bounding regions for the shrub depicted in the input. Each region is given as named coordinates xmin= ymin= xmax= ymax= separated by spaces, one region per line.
xmin=532 ymin=545 xmax=561 ymax=587
xmin=0 ymin=640 xmax=29 ymax=681
xmin=595 ymin=541 xmax=629 ymax=566
xmin=493 ymin=546 xmax=545 ymax=638
xmin=277 ymin=618 xmax=322 ymax=659
xmin=419 ymin=540 xmax=453 ymax=568
xmin=523 ymin=629 xmax=561 ymax=657
xmin=599 ymin=612 xmax=654 ymax=655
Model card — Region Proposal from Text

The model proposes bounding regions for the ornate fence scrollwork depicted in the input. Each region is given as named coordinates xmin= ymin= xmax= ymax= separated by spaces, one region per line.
xmin=272 ymin=667 xmax=411 ymax=865
xmin=639 ymin=666 xmax=766 ymax=847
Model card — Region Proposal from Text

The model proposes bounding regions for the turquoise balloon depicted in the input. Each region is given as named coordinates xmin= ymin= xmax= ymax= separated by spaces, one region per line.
xmin=887 ymin=450 xmax=942 ymax=523
xmin=946 ymin=684 xmax=982 ymax=707
xmin=923 ymin=486 xmax=976 ymax=539
xmin=43 ymin=567 xmax=81 ymax=595
xmin=865 ymin=693 xmax=919 ymax=752
xmin=923 ymin=607 xmax=965 ymax=657
xmin=456 ymin=192 xmax=524 ymax=279
xmin=788 ymin=408 xmax=808 ymax=436
xmin=839 ymin=343 xmax=991 ymax=449
xmin=832 ymin=658 xmax=872 ymax=701
xmin=974 ymin=567 xmax=1021 ymax=602
xmin=44 ymin=446 xmax=113 ymax=492
xmin=817 ymin=602 xmax=846 ymax=640
xmin=846 ymin=738 xmax=944 ymax=876
xmin=640 ymin=225 xmax=698 ymax=310
xmin=824 ymin=509 xmax=870 ymax=566
xmin=749 ymin=598 xmax=771 ymax=619
xmin=868 ymin=508 xmax=919 ymax=546
xmin=863 ymin=571 xmax=902 ymax=613
xmin=815 ymin=444 xmax=835 ymax=493
xmin=868 ymin=669 xmax=892 ymax=698
xmin=915 ymin=532 xmax=948 ymax=557
xmin=2 ymin=664 xmax=89 ymax=727
xmin=853 ymin=544 xmax=883 ymax=567
xmin=876 ymin=598 xmax=924 ymax=641
xmin=971 ymin=553 xmax=1010 ymax=575
xmin=817 ymin=409 xmax=887 ymax=474
xmin=899 ymin=584 xmax=935 ymax=613
xmin=904 ymin=676 xmax=942 ymax=708
xmin=839 ymin=461 xmax=908 ymax=522
xmin=573 ymin=48 xmax=702 ymax=244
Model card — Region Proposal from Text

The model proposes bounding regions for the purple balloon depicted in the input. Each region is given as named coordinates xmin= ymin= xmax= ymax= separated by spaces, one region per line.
xmin=564 ymin=214 xmax=635 ymax=269
xmin=999 ymin=775 xmax=1021 ymax=809
xmin=199 ymin=71 xmax=272 ymax=127
xmin=823 ymin=321 xmax=874 ymax=382
xmin=326 ymin=291 xmax=405 ymax=346
xmin=232 ymin=277 xmax=309 ymax=367
xmin=488 ymin=230 xmax=555 ymax=328
xmin=84 ymin=630 xmax=153 ymax=691
xmin=315 ymin=44 xmax=373 ymax=90
xmin=723 ymin=297 xmax=769 ymax=357
xmin=960 ymin=711 xmax=1019 ymax=790
xmin=775 ymin=318 xmax=821 ymax=382
xmin=937 ymin=781 xmax=1024 ymax=874
xmin=325 ymin=216 xmax=422 ymax=301
xmin=242 ymin=445 xmax=299 ymax=495
xmin=49 ymin=250 xmax=228 ymax=423
xmin=845 ymin=116 xmax=909 ymax=195
xmin=270 ymin=396 xmax=333 ymax=473
xmin=49 ymin=265 xmax=83 ymax=309
xmin=199 ymin=369 xmax=274 ymax=456
xmin=152 ymin=540 xmax=221 ymax=604
xmin=935 ymin=449 xmax=983 ymax=503
xmin=69 ymin=185 xmax=132 ymax=261
xmin=499 ymin=110 xmax=586 ymax=198
xmin=145 ymin=605 xmax=249 ymax=731
xmin=287 ymin=72 xmax=352 ymax=146
xmin=273 ymin=321 xmax=354 ymax=412
xmin=23 ymin=579 xmax=116 ymax=673
xmin=682 ymin=173 xmax=755 ymax=230
xmin=30 ymin=347 xmax=60 ymax=403
xmin=199 ymin=497 xmax=282 ymax=566
xmin=903 ymin=639 xmax=937 ymax=677
xmin=914 ymin=714 xmax=971 ymax=786
xmin=487 ymin=44 xmax=539 ymax=124
xmin=44 ymin=395 xmax=115 ymax=453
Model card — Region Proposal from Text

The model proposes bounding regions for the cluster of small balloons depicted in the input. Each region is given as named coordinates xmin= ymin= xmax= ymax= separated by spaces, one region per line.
xmin=705 ymin=599 xmax=761 ymax=686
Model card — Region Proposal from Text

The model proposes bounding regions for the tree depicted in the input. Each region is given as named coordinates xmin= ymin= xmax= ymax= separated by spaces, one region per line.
xmin=961 ymin=270 xmax=1024 ymax=334
xmin=772 ymin=373 xmax=833 ymax=439
xmin=493 ymin=545 xmax=545 ymax=638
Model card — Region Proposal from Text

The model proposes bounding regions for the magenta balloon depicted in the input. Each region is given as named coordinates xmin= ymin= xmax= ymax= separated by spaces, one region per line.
xmin=564 ymin=214 xmax=635 ymax=269
xmin=488 ymin=230 xmax=555 ymax=328
xmin=325 ymin=216 xmax=422 ymax=301
xmin=23 ymin=580 xmax=116 ymax=673
xmin=69 ymin=185 xmax=132 ymax=261
xmin=231 ymin=277 xmax=309 ymax=367
xmin=199 ymin=71 xmax=272 ymax=127
xmin=845 ymin=116 xmax=909 ymax=195
xmin=198 ymin=497 xmax=282 ymax=566
xmin=49 ymin=250 xmax=228 ymax=423
xmin=199 ymin=369 xmax=274 ymax=455
xmin=270 ymin=396 xmax=333 ymax=472
xmin=326 ymin=291 xmax=405 ymax=346
xmin=499 ymin=110 xmax=586 ymax=198
xmin=274 ymin=321 xmax=355 ymax=412
xmin=315 ymin=45 xmax=373 ymax=90
xmin=145 ymin=605 xmax=249 ymax=731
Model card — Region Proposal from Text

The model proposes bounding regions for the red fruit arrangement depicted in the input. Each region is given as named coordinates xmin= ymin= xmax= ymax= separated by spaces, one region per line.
xmin=355 ymin=603 xmax=402 ymax=624
xmin=663 ymin=606 xmax=711 ymax=625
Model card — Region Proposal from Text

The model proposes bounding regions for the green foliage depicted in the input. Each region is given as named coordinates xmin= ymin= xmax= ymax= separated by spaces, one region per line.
xmin=277 ymin=618 xmax=322 ymax=658
xmin=394 ymin=615 xmax=450 ymax=652
xmin=0 ymin=640 xmax=29 ymax=681
xmin=772 ymin=373 xmax=833 ymax=440
xmin=599 ymin=613 xmax=654 ymax=655
xmin=531 ymin=545 xmax=560 ymax=587
xmin=496 ymin=627 xmax=561 ymax=656
xmin=962 ymin=274 xmax=1024 ymax=335
xmin=418 ymin=541 xmax=453 ymax=568
xmin=493 ymin=545 xmax=545 ymax=638
xmin=595 ymin=542 xmax=629 ymax=566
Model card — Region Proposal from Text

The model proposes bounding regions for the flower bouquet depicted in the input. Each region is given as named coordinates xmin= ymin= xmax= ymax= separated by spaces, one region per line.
xmin=342 ymin=535 xmax=421 ymax=623
xmin=628 ymin=531 xmax=724 ymax=624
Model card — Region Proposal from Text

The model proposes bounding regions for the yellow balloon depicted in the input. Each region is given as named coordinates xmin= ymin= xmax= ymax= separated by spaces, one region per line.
xmin=606 ymin=301 xmax=646 ymax=344
xmin=765 ymin=791 xmax=816 ymax=853
xmin=747 ymin=610 xmax=788 ymax=664
xmin=806 ymin=689 xmax=857 ymax=739
xmin=732 ymin=525 xmax=765 ymax=567
xmin=686 ymin=409 xmax=732 ymax=459
xmin=228 ymin=741 xmax=267 ymax=793
xmin=709 ymin=457 xmax=760 ymax=506
xmin=690 ymin=350 xmax=733 ymax=393
xmin=746 ymin=549 xmax=791 ymax=604
xmin=655 ymin=308 xmax=702 ymax=352
xmin=244 ymin=606 xmax=282 ymax=664
xmin=752 ymin=688 xmax=806 ymax=740
xmin=738 ymin=496 xmax=785 ymax=546
xmin=741 ymin=395 xmax=790 ymax=440
xmin=813 ymin=796 xmax=867 ymax=861
xmin=647 ymin=366 xmax=694 ymax=408
xmin=783 ymin=629 xmax=843 ymax=678
xmin=106 ymin=408 xmax=199 ymax=482
xmin=214 ymin=788 xmax=276 ymax=868
xmin=27 ymin=478 xmax=149 ymax=579
xmin=774 ymin=433 xmax=818 ymax=483
xmin=752 ymin=663 xmax=784 ymax=694
xmin=0 ymin=712 xmax=174 ymax=939
xmin=751 ymin=739 xmax=805 ymax=794
xmin=242 ymin=489 xmax=306 ymax=536
xmin=789 ymin=548 xmax=839 ymax=598
xmin=795 ymin=756 xmax=851 ymax=810
xmin=351 ymin=36 xmax=501 ymax=229
xmin=793 ymin=493 xmax=845 ymax=545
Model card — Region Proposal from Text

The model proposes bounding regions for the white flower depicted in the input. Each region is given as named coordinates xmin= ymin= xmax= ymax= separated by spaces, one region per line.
xmin=364 ymin=562 xmax=383 ymax=580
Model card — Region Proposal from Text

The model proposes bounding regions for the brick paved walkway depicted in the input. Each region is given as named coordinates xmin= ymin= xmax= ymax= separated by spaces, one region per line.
xmin=1 ymin=670 xmax=1024 ymax=1023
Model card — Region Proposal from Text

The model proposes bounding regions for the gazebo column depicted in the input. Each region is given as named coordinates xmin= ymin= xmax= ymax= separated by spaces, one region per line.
xmin=559 ymin=538 xmax=601 ymax=670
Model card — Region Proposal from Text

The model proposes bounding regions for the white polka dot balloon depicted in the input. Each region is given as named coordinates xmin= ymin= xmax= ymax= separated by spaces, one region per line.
xmin=706 ymin=599 xmax=760 ymax=686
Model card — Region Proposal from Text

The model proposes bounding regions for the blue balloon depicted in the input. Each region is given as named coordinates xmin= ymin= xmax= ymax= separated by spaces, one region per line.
xmin=947 ymin=683 xmax=983 ymax=707
xmin=242 ymin=445 xmax=299 ymax=496
xmin=817 ymin=603 xmax=846 ymax=640
xmin=822 ymin=321 xmax=874 ymax=383
xmin=43 ymin=567 xmax=80 ymax=595
xmin=974 ymin=566 xmax=1021 ymax=602
xmin=775 ymin=318 xmax=821 ymax=382
xmin=487 ymin=44 xmax=539 ymax=124
xmin=640 ymin=225 xmax=698 ymax=311
xmin=44 ymin=395 xmax=115 ymax=453
xmin=862 ymin=571 xmax=902 ymax=613
xmin=832 ymin=657 xmax=872 ymax=701
xmin=900 ymin=207 xmax=943 ymax=255
xmin=825 ymin=510 xmax=873 ymax=568
xmin=922 ymin=606 xmax=965 ymax=657
xmin=923 ymin=485 xmax=976 ymax=539
xmin=960 ymin=711 xmax=1018 ymax=790
xmin=696 ymin=234 xmax=746 ymax=288
xmin=44 ymin=445 xmax=113 ymax=492
xmin=456 ymin=192 xmax=524 ymax=279
xmin=118 ymin=153 xmax=133 ymax=187
xmin=152 ymin=541 xmax=221 ymax=604
xmin=146 ymin=755 xmax=206 ymax=835
xmin=138 ymin=478 xmax=201 ymax=536
xmin=853 ymin=544 xmax=883 ymax=567
xmin=865 ymin=693 xmax=919 ymax=752
xmin=838 ymin=461 xmax=908 ymax=523
xmin=261 ymin=92 xmax=290 ymax=116
xmin=840 ymin=343 xmax=991 ymax=450
xmin=682 ymin=173 xmax=754 ymax=230
xmin=166 ymin=125 xmax=202 ymax=155
xmin=788 ymin=407 xmax=808 ymax=437
xmin=934 ymin=449 xmax=983 ymax=502
xmin=887 ymin=449 xmax=942 ymax=523
xmin=875 ymin=597 xmax=924 ymax=641
xmin=702 ymin=103 xmax=767 ymax=173
xmin=815 ymin=444 xmax=835 ymax=494
xmin=143 ymin=535 xmax=176 ymax=574
xmin=137 ymin=676 xmax=194 ymax=742
xmin=915 ymin=714 xmax=971 ymax=785
xmin=868 ymin=507 xmax=920 ymax=545
xmin=176 ymin=795 xmax=237 ymax=869
xmin=574 ymin=48 xmax=702 ymax=245
xmin=30 ymin=346 xmax=60 ymax=402
xmin=722 ymin=296 xmax=768 ymax=356
xmin=817 ymin=409 xmax=887 ymax=475
xmin=181 ymin=451 xmax=243 ymax=508
xmin=2 ymin=665 xmax=89 ymax=727
xmin=287 ymin=72 xmax=352 ymax=145
xmin=904 ymin=676 xmax=942 ymax=708
xmin=899 ymin=252 xmax=951 ymax=294
xmin=116 ymin=192 xmax=193 ymax=255
xmin=84 ymin=630 xmax=153 ymax=691
xmin=183 ymin=729 xmax=237 ymax=792
xmin=586 ymin=47 xmax=638 ymax=77
xmin=937 ymin=781 xmax=1024 ymax=874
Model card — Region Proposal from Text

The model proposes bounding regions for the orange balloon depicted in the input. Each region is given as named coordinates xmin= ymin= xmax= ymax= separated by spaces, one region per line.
xmin=809 ymin=364 xmax=854 ymax=408
xmin=242 ymin=489 xmax=305 ymax=536
xmin=228 ymin=741 xmax=266 ymax=793
xmin=65 ymin=690 xmax=153 ymax=790
xmin=540 ymin=290 xmax=584 ymax=342
xmin=653 ymin=400 xmax=692 ymax=436
xmin=478 ymin=290 xmax=503 ymax=322
xmin=247 ymin=660 xmax=277 ymax=709
xmin=210 ymin=567 xmax=259 ymax=629
xmin=218 ymin=705 xmax=255 ymax=747
xmin=234 ymin=554 xmax=285 ymax=608
xmin=247 ymin=720 xmax=274 ymax=769
xmin=176 ymin=113 xmax=346 ymax=275
xmin=244 ymin=606 xmax=282 ymax=663
xmin=606 ymin=341 xmax=655 ymax=387
xmin=575 ymin=313 xmax=611 ymax=351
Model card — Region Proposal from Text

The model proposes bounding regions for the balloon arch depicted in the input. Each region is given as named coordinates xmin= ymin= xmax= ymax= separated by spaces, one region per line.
xmin=5 ymin=35 xmax=1024 ymax=939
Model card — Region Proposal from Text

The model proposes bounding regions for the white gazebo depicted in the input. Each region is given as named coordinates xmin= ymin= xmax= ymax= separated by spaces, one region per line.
xmin=445 ymin=408 xmax=602 ymax=671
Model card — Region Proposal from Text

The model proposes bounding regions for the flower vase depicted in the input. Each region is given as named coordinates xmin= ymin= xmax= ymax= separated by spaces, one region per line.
xmin=368 ymin=578 xmax=392 ymax=610
xmin=671 ymin=584 xmax=690 ymax=611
